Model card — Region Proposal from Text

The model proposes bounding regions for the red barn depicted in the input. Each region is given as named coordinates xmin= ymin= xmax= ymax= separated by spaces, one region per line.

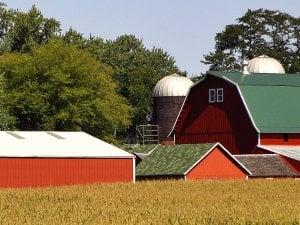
xmin=170 ymin=71 xmax=300 ymax=155
xmin=0 ymin=131 xmax=135 ymax=188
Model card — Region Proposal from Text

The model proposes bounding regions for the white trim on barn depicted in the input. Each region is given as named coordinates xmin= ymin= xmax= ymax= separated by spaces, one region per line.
xmin=218 ymin=74 xmax=260 ymax=133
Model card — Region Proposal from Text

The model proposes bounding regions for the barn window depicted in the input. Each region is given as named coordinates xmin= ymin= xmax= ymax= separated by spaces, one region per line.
xmin=217 ymin=88 xmax=224 ymax=102
xmin=209 ymin=89 xmax=216 ymax=103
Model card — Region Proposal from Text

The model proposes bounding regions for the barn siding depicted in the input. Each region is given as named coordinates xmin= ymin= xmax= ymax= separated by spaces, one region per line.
xmin=260 ymin=134 xmax=300 ymax=145
xmin=174 ymin=76 xmax=258 ymax=154
xmin=186 ymin=146 xmax=247 ymax=180
xmin=0 ymin=158 xmax=133 ymax=188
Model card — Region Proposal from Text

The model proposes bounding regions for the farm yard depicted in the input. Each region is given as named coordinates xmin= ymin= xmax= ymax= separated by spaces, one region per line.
xmin=0 ymin=180 xmax=299 ymax=224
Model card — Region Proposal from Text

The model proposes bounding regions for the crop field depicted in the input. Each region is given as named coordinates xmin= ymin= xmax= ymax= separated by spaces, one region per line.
xmin=0 ymin=180 xmax=299 ymax=225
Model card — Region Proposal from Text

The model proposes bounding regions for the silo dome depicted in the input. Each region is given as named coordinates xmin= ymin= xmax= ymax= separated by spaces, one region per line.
xmin=247 ymin=55 xmax=285 ymax=74
xmin=153 ymin=73 xmax=193 ymax=97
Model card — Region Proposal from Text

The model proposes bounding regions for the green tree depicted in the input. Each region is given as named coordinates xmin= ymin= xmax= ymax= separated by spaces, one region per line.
xmin=0 ymin=4 xmax=60 ymax=53
xmin=0 ymin=39 xmax=132 ymax=140
xmin=202 ymin=9 xmax=300 ymax=72
xmin=0 ymin=74 xmax=15 ymax=129
xmin=85 ymin=35 xmax=179 ymax=134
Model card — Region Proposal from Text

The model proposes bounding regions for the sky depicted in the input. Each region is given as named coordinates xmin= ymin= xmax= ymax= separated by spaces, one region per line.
xmin=6 ymin=0 xmax=300 ymax=76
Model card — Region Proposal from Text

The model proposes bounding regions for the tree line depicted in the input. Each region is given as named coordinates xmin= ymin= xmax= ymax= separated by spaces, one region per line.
xmin=202 ymin=9 xmax=300 ymax=72
xmin=0 ymin=3 xmax=179 ymax=141
xmin=0 ymin=4 xmax=299 ymax=142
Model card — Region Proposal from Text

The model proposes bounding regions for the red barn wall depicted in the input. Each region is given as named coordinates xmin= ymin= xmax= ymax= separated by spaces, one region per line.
xmin=0 ymin=158 xmax=133 ymax=188
xmin=186 ymin=146 xmax=247 ymax=180
xmin=260 ymin=134 xmax=300 ymax=145
xmin=174 ymin=75 xmax=258 ymax=154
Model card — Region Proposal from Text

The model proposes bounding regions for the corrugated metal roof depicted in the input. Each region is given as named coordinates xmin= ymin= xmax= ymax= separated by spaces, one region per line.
xmin=0 ymin=131 xmax=133 ymax=158
xmin=258 ymin=145 xmax=300 ymax=161
xmin=208 ymin=71 xmax=300 ymax=133
xmin=208 ymin=71 xmax=300 ymax=86
xmin=234 ymin=154 xmax=299 ymax=177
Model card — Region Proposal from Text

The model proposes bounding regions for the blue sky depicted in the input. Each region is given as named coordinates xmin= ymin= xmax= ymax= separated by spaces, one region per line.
xmin=7 ymin=0 xmax=300 ymax=75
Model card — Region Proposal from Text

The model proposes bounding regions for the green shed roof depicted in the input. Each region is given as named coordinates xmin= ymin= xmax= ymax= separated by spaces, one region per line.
xmin=136 ymin=143 xmax=216 ymax=177
xmin=207 ymin=71 xmax=300 ymax=133
xmin=119 ymin=144 xmax=158 ymax=154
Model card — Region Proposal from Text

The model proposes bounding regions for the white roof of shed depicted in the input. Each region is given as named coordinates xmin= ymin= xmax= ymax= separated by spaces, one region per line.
xmin=258 ymin=145 xmax=300 ymax=161
xmin=0 ymin=131 xmax=133 ymax=158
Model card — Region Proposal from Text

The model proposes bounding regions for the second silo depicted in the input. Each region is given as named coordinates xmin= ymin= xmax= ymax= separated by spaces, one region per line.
xmin=152 ymin=73 xmax=193 ymax=140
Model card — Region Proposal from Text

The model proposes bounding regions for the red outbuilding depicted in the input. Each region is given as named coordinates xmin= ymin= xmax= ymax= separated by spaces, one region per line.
xmin=0 ymin=131 xmax=135 ymax=188
xmin=135 ymin=143 xmax=299 ymax=180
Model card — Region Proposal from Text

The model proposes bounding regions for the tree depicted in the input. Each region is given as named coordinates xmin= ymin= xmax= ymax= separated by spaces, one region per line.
xmin=0 ymin=74 xmax=15 ymax=130
xmin=0 ymin=39 xmax=132 ymax=140
xmin=0 ymin=4 xmax=60 ymax=53
xmin=63 ymin=33 xmax=180 ymax=136
xmin=202 ymin=9 xmax=300 ymax=73
xmin=97 ymin=35 xmax=179 ymax=133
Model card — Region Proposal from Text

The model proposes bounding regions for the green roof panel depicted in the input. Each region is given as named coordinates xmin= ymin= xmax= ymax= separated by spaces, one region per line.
xmin=118 ymin=144 xmax=158 ymax=154
xmin=136 ymin=143 xmax=216 ymax=177
xmin=208 ymin=71 xmax=300 ymax=87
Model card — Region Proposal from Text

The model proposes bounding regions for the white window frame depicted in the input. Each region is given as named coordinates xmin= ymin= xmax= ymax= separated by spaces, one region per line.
xmin=208 ymin=89 xmax=216 ymax=103
xmin=217 ymin=88 xmax=224 ymax=102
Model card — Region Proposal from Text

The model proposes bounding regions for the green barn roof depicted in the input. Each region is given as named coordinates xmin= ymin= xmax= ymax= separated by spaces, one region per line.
xmin=207 ymin=71 xmax=300 ymax=133
xmin=136 ymin=143 xmax=216 ymax=177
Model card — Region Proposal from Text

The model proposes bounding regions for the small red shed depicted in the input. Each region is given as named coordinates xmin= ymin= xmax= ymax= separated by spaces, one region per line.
xmin=136 ymin=143 xmax=251 ymax=180
xmin=0 ymin=131 xmax=135 ymax=188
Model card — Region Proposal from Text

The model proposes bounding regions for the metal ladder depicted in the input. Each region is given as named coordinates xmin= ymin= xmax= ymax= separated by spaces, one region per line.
xmin=136 ymin=125 xmax=159 ymax=145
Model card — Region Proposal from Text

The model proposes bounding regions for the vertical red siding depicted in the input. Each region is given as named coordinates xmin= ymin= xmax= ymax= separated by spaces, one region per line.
xmin=186 ymin=146 xmax=247 ymax=180
xmin=260 ymin=134 xmax=300 ymax=145
xmin=0 ymin=158 xmax=133 ymax=188
xmin=174 ymin=75 xmax=258 ymax=154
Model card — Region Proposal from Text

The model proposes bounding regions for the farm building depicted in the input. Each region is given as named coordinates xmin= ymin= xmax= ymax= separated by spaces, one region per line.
xmin=169 ymin=56 xmax=300 ymax=156
xmin=133 ymin=55 xmax=299 ymax=180
xmin=135 ymin=143 xmax=299 ymax=180
xmin=0 ymin=131 xmax=135 ymax=188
